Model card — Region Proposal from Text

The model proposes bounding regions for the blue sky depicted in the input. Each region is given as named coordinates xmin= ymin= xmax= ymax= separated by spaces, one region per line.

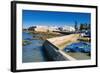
xmin=22 ymin=10 xmax=91 ymax=28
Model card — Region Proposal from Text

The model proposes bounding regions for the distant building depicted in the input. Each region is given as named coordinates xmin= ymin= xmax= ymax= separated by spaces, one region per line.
xmin=28 ymin=26 xmax=36 ymax=31
xmin=35 ymin=26 xmax=49 ymax=32
xmin=49 ymin=26 xmax=75 ymax=32
xmin=62 ymin=26 xmax=75 ymax=32
xmin=48 ymin=26 xmax=59 ymax=31
xmin=34 ymin=25 xmax=59 ymax=32
xmin=30 ymin=25 xmax=75 ymax=32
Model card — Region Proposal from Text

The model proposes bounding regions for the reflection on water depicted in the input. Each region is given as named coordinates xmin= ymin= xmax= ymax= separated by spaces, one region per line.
xmin=22 ymin=32 xmax=46 ymax=63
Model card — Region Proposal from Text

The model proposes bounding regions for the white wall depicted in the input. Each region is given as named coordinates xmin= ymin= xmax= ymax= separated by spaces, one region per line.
xmin=0 ymin=0 xmax=99 ymax=73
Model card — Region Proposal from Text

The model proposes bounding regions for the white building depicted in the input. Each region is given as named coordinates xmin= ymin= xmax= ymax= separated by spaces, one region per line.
xmin=48 ymin=26 xmax=59 ymax=31
xmin=62 ymin=26 xmax=75 ymax=32
xmin=34 ymin=25 xmax=75 ymax=32
xmin=35 ymin=25 xmax=49 ymax=32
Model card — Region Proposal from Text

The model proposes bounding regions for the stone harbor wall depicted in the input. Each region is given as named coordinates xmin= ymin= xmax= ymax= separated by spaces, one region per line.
xmin=43 ymin=40 xmax=76 ymax=61
xmin=43 ymin=41 xmax=67 ymax=61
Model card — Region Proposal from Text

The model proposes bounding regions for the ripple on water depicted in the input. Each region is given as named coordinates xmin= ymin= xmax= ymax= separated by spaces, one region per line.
xmin=22 ymin=32 xmax=46 ymax=63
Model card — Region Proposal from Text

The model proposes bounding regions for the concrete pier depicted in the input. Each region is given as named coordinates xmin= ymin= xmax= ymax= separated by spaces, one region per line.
xmin=43 ymin=40 xmax=76 ymax=61
xmin=47 ymin=34 xmax=80 ymax=49
xmin=43 ymin=34 xmax=79 ymax=61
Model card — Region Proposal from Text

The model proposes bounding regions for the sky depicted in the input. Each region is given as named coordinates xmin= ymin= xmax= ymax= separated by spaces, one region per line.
xmin=22 ymin=10 xmax=91 ymax=28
